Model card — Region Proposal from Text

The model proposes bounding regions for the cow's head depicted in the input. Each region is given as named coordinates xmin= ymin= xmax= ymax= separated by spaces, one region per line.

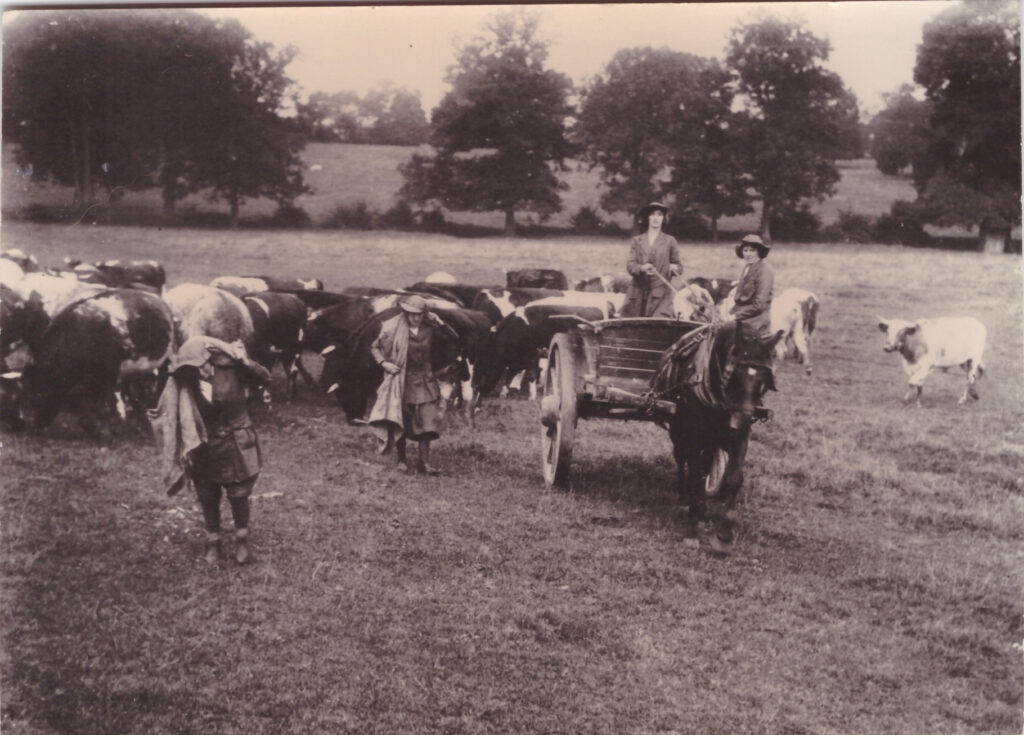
xmin=877 ymin=317 xmax=916 ymax=353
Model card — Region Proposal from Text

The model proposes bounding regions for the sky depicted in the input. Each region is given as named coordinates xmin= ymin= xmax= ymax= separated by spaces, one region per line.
xmin=198 ymin=1 xmax=958 ymax=116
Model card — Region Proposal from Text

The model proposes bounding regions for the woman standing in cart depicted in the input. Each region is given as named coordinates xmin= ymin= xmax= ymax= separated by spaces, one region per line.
xmin=621 ymin=201 xmax=683 ymax=318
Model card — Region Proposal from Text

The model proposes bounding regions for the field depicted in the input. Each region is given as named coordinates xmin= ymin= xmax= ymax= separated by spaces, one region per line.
xmin=2 ymin=221 xmax=1023 ymax=734
xmin=3 ymin=143 xmax=927 ymax=234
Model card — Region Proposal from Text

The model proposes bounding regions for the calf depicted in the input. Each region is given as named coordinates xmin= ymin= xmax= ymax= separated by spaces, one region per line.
xmin=877 ymin=316 xmax=987 ymax=405
xmin=771 ymin=288 xmax=819 ymax=374
xmin=243 ymin=292 xmax=312 ymax=400
xmin=505 ymin=268 xmax=569 ymax=291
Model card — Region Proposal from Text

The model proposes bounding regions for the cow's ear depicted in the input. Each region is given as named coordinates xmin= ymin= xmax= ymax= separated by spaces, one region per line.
xmin=877 ymin=318 xmax=889 ymax=332
xmin=904 ymin=324 xmax=918 ymax=334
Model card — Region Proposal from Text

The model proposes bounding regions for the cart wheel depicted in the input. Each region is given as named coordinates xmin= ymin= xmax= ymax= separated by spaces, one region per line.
xmin=541 ymin=333 xmax=577 ymax=488
xmin=705 ymin=448 xmax=729 ymax=498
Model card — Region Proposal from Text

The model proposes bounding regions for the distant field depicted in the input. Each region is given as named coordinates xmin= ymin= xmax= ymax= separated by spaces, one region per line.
xmin=2 ymin=142 xmax=925 ymax=233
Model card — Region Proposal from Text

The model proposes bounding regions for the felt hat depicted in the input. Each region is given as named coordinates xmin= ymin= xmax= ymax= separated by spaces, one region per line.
xmin=399 ymin=294 xmax=427 ymax=314
xmin=735 ymin=233 xmax=770 ymax=259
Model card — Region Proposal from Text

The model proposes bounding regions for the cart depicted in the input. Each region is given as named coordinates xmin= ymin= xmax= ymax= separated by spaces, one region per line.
xmin=538 ymin=316 xmax=707 ymax=488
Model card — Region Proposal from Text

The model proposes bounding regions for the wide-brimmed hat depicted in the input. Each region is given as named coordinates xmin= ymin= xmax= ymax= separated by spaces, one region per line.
xmin=399 ymin=294 xmax=427 ymax=314
xmin=637 ymin=201 xmax=670 ymax=220
xmin=735 ymin=233 xmax=770 ymax=259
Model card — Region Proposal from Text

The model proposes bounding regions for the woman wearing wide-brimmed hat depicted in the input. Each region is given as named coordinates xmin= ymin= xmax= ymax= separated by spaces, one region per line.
xmin=621 ymin=201 xmax=683 ymax=318
xmin=729 ymin=233 xmax=775 ymax=356
xmin=367 ymin=294 xmax=443 ymax=474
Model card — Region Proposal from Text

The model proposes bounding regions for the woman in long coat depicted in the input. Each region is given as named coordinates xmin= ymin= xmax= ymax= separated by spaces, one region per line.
xmin=621 ymin=201 xmax=683 ymax=318
xmin=367 ymin=294 xmax=444 ymax=475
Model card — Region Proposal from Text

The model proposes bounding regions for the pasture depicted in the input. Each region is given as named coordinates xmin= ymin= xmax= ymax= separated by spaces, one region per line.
xmin=2 ymin=220 xmax=1023 ymax=734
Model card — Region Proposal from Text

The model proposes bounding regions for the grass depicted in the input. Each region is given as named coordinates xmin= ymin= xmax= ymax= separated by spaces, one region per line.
xmin=1 ymin=221 xmax=1022 ymax=733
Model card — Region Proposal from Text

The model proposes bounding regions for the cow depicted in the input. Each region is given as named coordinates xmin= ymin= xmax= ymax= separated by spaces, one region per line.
xmin=475 ymin=296 xmax=612 ymax=400
xmin=210 ymin=275 xmax=325 ymax=298
xmin=1 ymin=273 xmax=104 ymax=358
xmin=308 ymin=291 xmax=464 ymax=396
xmin=331 ymin=307 xmax=465 ymax=424
xmin=63 ymin=258 xmax=166 ymax=293
xmin=672 ymin=283 xmax=718 ymax=323
xmin=243 ymin=292 xmax=313 ymax=401
xmin=406 ymin=281 xmax=504 ymax=310
xmin=18 ymin=289 xmax=175 ymax=435
xmin=573 ymin=274 xmax=615 ymax=292
xmin=1 ymin=249 xmax=41 ymax=273
xmin=470 ymin=286 xmax=564 ymax=325
xmin=424 ymin=271 xmax=457 ymax=284
xmin=164 ymin=284 xmax=254 ymax=350
xmin=686 ymin=277 xmax=737 ymax=304
xmin=652 ymin=321 xmax=785 ymax=553
xmin=771 ymin=288 xmax=819 ymax=374
xmin=505 ymin=268 xmax=569 ymax=291
xmin=877 ymin=316 xmax=987 ymax=405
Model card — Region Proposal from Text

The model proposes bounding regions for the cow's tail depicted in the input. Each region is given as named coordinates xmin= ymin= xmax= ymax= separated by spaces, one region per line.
xmin=803 ymin=298 xmax=819 ymax=337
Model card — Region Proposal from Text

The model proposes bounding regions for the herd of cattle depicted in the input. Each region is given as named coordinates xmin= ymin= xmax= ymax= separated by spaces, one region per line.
xmin=0 ymin=244 xmax=988 ymax=440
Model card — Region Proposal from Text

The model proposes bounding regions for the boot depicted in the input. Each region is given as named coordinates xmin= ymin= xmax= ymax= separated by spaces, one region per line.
xmin=396 ymin=438 xmax=414 ymax=473
xmin=234 ymin=528 xmax=251 ymax=565
xmin=204 ymin=532 xmax=222 ymax=564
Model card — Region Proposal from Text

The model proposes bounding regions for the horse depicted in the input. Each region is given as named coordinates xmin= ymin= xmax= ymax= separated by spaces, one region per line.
xmin=651 ymin=320 xmax=784 ymax=553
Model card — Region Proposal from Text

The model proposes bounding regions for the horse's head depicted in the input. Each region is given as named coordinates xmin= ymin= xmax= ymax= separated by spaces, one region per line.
xmin=721 ymin=325 xmax=785 ymax=430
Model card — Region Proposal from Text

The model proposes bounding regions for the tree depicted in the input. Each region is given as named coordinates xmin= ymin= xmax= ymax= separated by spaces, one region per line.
xmin=869 ymin=84 xmax=934 ymax=176
xmin=198 ymin=33 xmax=309 ymax=228
xmin=295 ymin=91 xmax=364 ymax=142
xmin=575 ymin=46 xmax=751 ymax=237
xmin=912 ymin=0 xmax=1020 ymax=248
xmin=3 ymin=9 xmax=306 ymax=223
xmin=368 ymin=86 xmax=430 ymax=145
xmin=726 ymin=17 xmax=860 ymax=239
xmin=399 ymin=11 xmax=575 ymax=236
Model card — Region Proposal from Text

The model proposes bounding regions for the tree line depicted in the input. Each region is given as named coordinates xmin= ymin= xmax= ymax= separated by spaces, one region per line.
xmin=3 ymin=4 xmax=1019 ymax=245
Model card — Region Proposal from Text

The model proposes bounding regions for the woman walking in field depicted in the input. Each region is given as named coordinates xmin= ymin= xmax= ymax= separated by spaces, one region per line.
xmin=621 ymin=201 xmax=683 ymax=318
xmin=368 ymin=294 xmax=444 ymax=475
xmin=152 ymin=336 xmax=272 ymax=565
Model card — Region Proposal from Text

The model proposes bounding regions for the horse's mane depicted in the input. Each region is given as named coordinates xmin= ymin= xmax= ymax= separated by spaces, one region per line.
xmin=651 ymin=322 xmax=737 ymax=410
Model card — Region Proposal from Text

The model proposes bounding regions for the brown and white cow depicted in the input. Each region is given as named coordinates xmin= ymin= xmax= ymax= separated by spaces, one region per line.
xmin=770 ymin=288 xmax=819 ymax=374
xmin=210 ymin=275 xmax=325 ymax=298
xmin=877 ymin=316 xmax=987 ymax=405
xmin=164 ymin=284 xmax=254 ymax=350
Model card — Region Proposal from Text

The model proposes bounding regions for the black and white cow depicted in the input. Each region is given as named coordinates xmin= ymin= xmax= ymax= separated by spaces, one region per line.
xmin=470 ymin=287 xmax=564 ymax=325
xmin=877 ymin=315 xmax=987 ymax=405
xmin=330 ymin=307 xmax=465 ymax=423
xmin=505 ymin=268 xmax=569 ymax=291
xmin=18 ymin=289 xmax=174 ymax=434
xmin=243 ymin=291 xmax=313 ymax=400
xmin=475 ymin=296 xmax=612 ymax=399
